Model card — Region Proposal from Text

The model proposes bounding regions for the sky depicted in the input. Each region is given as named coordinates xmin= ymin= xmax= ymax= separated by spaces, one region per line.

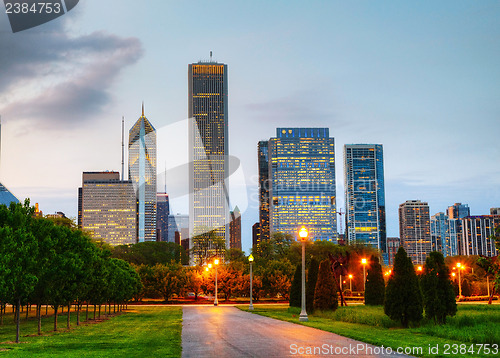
xmin=1 ymin=0 xmax=499 ymax=254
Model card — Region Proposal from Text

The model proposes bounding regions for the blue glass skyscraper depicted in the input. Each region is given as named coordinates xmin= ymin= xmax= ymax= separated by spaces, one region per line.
xmin=129 ymin=104 xmax=157 ymax=242
xmin=344 ymin=144 xmax=386 ymax=253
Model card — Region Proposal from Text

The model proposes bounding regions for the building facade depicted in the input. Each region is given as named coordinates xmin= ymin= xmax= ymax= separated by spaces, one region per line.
xmin=167 ymin=214 xmax=189 ymax=243
xmin=80 ymin=172 xmax=136 ymax=246
xmin=129 ymin=105 xmax=157 ymax=242
xmin=386 ymin=237 xmax=401 ymax=266
xmin=460 ymin=215 xmax=499 ymax=257
xmin=447 ymin=202 xmax=470 ymax=255
xmin=188 ymin=60 xmax=230 ymax=264
xmin=268 ymin=128 xmax=337 ymax=241
xmin=252 ymin=222 xmax=260 ymax=248
xmin=399 ymin=200 xmax=431 ymax=265
xmin=430 ymin=212 xmax=458 ymax=257
xmin=344 ymin=144 xmax=386 ymax=254
xmin=229 ymin=207 xmax=241 ymax=250
xmin=156 ymin=193 xmax=169 ymax=242
xmin=258 ymin=140 xmax=270 ymax=242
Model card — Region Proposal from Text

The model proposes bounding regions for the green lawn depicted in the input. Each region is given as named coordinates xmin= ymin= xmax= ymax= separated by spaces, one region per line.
xmin=0 ymin=306 xmax=182 ymax=357
xmin=239 ymin=304 xmax=500 ymax=358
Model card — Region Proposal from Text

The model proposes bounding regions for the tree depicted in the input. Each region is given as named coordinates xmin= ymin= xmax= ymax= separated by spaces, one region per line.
xmin=185 ymin=268 xmax=203 ymax=300
xmin=306 ymin=258 xmax=319 ymax=312
xmin=421 ymin=251 xmax=457 ymax=324
xmin=153 ymin=262 xmax=186 ymax=302
xmin=0 ymin=201 xmax=39 ymax=343
xmin=384 ymin=247 xmax=423 ymax=328
xmin=289 ymin=263 xmax=302 ymax=308
xmin=313 ymin=259 xmax=338 ymax=311
xmin=365 ymin=255 xmax=385 ymax=305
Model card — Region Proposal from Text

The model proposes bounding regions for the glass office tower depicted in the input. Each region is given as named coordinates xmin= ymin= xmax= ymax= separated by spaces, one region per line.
xmin=258 ymin=140 xmax=270 ymax=242
xmin=268 ymin=128 xmax=337 ymax=241
xmin=188 ymin=60 xmax=230 ymax=264
xmin=344 ymin=144 xmax=386 ymax=253
xmin=129 ymin=105 xmax=157 ymax=242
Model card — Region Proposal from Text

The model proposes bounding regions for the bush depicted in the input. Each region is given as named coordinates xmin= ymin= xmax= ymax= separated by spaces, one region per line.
xmin=314 ymin=259 xmax=338 ymax=311
xmin=364 ymin=255 xmax=385 ymax=305
xmin=384 ymin=247 xmax=423 ymax=327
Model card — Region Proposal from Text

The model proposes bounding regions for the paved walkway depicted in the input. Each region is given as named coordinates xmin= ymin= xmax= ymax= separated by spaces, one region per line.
xmin=182 ymin=306 xmax=411 ymax=357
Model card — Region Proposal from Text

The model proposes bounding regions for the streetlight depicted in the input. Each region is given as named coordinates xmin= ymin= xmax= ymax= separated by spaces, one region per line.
xmin=298 ymin=226 xmax=308 ymax=322
xmin=361 ymin=258 xmax=367 ymax=293
xmin=417 ymin=266 xmax=423 ymax=274
xmin=456 ymin=263 xmax=463 ymax=300
xmin=214 ymin=259 xmax=219 ymax=306
xmin=348 ymin=274 xmax=353 ymax=292
xmin=248 ymin=254 xmax=254 ymax=311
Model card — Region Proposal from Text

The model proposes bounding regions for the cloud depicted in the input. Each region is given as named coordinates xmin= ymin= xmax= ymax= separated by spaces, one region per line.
xmin=0 ymin=19 xmax=143 ymax=129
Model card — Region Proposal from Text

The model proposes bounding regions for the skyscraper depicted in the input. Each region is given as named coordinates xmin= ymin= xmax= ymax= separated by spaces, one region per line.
xmin=258 ymin=140 xmax=270 ymax=242
xmin=447 ymin=203 xmax=470 ymax=255
xmin=229 ymin=206 xmax=241 ymax=250
xmin=156 ymin=193 xmax=169 ymax=242
xmin=129 ymin=105 xmax=157 ymax=242
xmin=79 ymin=171 xmax=136 ymax=246
xmin=188 ymin=59 xmax=229 ymax=264
xmin=460 ymin=215 xmax=499 ymax=257
xmin=268 ymin=128 xmax=337 ymax=241
xmin=399 ymin=200 xmax=431 ymax=265
xmin=344 ymin=144 xmax=386 ymax=254
xmin=430 ymin=212 xmax=458 ymax=257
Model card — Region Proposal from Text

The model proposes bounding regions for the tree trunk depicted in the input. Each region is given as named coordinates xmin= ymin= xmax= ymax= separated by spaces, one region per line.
xmin=1 ymin=303 xmax=4 ymax=325
xmin=37 ymin=304 xmax=42 ymax=335
xmin=26 ymin=305 xmax=29 ymax=320
xmin=86 ymin=303 xmax=89 ymax=322
xmin=45 ymin=305 xmax=48 ymax=316
xmin=114 ymin=303 xmax=116 ymax=314
xmin=488 ymin=286 xmax=496 ymax=305
xmin=76 ymin=304 xmax=80 ymax=326
xmin=54 ymin=306 xmax=58 ymax=331
xmin=93 ymin=305 xmax=96 ymax=320
xmin=67 ymin=302 xmax=71 ymax=329
xmin=15 ymin=299 xmax=21 ymax=343
xmin=98 ymin=305 xmax=101 ymax=319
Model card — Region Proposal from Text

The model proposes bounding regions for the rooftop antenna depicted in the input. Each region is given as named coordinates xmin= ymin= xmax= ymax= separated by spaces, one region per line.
xmin=121 ymin=116 xmax=125 ymax=181
xmin=142 ymin=101 xmax=144 ymax=117
xmin=210 ymin=51 xmax=212 ymax=62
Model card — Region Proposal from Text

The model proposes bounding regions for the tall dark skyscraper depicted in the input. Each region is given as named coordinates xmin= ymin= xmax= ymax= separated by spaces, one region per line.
xmin=188 ymin=59 xmax=229 ymax=264
xmin=156 ymin=193 xmax=169 ymax=242
xmin=129 ymin=105 xmax=157 ymax=242
xmin=344 ymin=144 xmax=386 ymax=255
xmin=258 ymin=140 xmax=270 ymax=242
xmin=268 ymin=128 xmax=337 ymax=241
xmin=399 ymin=200 xmax=431 ymax=265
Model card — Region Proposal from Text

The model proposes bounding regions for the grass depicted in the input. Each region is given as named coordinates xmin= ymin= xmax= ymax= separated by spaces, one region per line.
xmin=0 ymin=306 xmax=182 ymax=357
xmin=238 ymin=304 xmax=500 ymax=358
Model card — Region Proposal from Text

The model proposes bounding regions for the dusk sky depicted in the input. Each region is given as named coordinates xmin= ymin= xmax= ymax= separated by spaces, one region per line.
xmin=1 ymin=0 xmax=499 ymax=253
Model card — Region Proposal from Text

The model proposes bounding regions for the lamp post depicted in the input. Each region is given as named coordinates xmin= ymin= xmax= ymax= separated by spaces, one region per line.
xmin=214 ymin=259 xmax=219 ymax=306
xmin=361 ymin=258 xmax=367 ymax=293
xmin=456 ymin=263 xmax=462 ymax=300
xmin=298 ymin=226 xmax=308 ymax=322
xmin=348 ymin=274 xmax=353 ymax=292
xmin=248 ymin=254 xmax=254 ymax=310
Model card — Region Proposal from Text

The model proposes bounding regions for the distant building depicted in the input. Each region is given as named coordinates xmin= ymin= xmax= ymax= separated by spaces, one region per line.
xmin=252 ymin=222 xmax=260 ymax=248
xmin=156 ymin=193 xmax=169 ymax=242
xmin=188 ymin=59 xmax=230 ymax=265
xmin=460 ymin=215 xmax=499 ymax=257
xmin=46 ymin=211 xmax=67 ymax=219
xmin=229 ymin=207 xmax=241 ymax=250
xmin=490 ymin=208 xmax=500 ymax=215
xmin=386 ymin=237 xmax=401 ymax=266
xmin=168 ymin=214 xmax=189 ymax=243
xmin=129 ymin=104 xmax=157 ymax=242
xmin=268 ymin=128 xmax=337 ymax=241
xmin=430 ymin=212 xmax=458 ymax=257
xmin=79 ymin=171 xmax=136 ymax=246
xmin=344 ymin=144 xmax=386 ymax=255
xmin=447 ymin=203 xmax=470 ymax=255
xmin=258 ymin=140 xmax=270 ymax=242
xmin=399 ymin=200 xmax=431 ymax=265
xmin=0 ymin=182 xmax=19 ymax=206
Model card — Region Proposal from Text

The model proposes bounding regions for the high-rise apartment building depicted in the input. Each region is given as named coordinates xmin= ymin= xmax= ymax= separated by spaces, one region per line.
xmin=344 ymin=144 xmax=386 ymax=254
xmin=460 ymin=215 xmax=499 ymax=257
xmin=399 ymin=200 xmax=431 ymax=265
xmin=129 ymin=105 xmax=157 ymax=242
xmin=258 ymin=141 xmax=270 ymax=242
xmin=430 ymin=212 xmax=458 ymax=257
xmin=268 ymin=128 xmax=337 ymax=241
xmin=79 ymin=171 xmax=136 ymax=246
xmin=386 ymin=237 xmax=401 ymax=266
xmin=229 ymin=206 xmax=241 ymax=250
xmin=252 ymin=222 xmax=260 ymax=248
xmin=447 ymin=203 xmax=470 ymax=255
xmin=156 ymin=193 xmax=169 ymax=242
xmin=188 ymin=59 xmax=230 ymax=264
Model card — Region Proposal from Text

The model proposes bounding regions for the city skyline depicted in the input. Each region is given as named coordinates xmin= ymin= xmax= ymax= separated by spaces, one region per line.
xmin=1 ymin=1 xmax=499 ymax=254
